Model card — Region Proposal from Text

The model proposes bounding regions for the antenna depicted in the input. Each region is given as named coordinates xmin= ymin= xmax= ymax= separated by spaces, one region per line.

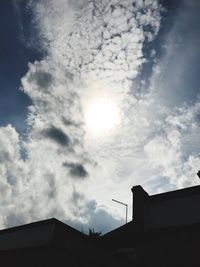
xmin=112 ymin=198 xmax=128 ymax=224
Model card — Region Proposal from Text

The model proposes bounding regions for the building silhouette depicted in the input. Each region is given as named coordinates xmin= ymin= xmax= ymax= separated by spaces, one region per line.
xmin=1 ymin=184 xmax=200 ymax=266
xmin=102 ymin=184 xmax=200 ymax=266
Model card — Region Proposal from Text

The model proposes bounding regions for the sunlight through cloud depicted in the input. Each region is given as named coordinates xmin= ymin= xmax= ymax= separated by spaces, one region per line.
xmin=85 ymin=99 xmax=120 ymax=135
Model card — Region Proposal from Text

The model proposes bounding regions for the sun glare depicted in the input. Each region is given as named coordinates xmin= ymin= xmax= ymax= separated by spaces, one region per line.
xmin=85 ymin=99 xmax=120 ymax=134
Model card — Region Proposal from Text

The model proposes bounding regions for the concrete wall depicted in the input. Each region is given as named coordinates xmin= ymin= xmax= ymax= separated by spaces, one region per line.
xmin=146 ymin=194 xmax=200 ymax=228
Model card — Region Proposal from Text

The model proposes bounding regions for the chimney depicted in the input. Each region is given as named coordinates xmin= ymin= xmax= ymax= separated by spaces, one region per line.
xmin=131 ymin=185 xmax=149 ymax=229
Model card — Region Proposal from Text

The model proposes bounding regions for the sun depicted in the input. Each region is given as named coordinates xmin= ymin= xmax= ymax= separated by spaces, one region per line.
xmin=85 ymin=99 xmax=120 ymax=135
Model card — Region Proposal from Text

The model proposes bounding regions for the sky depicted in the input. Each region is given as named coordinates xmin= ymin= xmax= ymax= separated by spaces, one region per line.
xmin=0 ymin=0 xmax=200 ymax=234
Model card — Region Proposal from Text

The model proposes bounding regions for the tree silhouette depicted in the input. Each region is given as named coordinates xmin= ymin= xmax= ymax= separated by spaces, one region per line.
xmin=88 ymin=228 xmax=102 ymax=239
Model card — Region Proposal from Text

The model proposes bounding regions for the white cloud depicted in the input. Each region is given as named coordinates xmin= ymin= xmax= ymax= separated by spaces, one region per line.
xmin=2 ymin=0 xmax=200 ymax=232
xmin=20 ymin=0 xmax=162 ymax=226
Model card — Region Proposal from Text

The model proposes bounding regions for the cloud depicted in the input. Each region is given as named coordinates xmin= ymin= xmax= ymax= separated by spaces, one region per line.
xmin=0 ymin=125 xmax=29 ymax=227
xmin=1 ymin=0 xmax=163 ymax=229
xmin=42 ymin=126 xmax=70 ymax=147
xmin=149 ymin=0 xmax=200 ymax=107
xmin=4 ymin=0 xmax=200 ymax=233
xmin=132 ymin=0 xmax=200 ymax=193
xmin=28 ymin=71 xmax=53 ymax=90
xmin=68 ymin=190 xmax=124 ymax=233
xmin=63 ymin=162 xmax=88 ymax=178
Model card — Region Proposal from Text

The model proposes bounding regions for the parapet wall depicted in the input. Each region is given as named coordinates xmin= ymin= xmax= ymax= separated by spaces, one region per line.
xmin=132 ymin=185 xmax=200 ymax=230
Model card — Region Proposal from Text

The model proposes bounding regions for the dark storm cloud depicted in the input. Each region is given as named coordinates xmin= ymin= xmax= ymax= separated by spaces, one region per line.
xmin=63 ymin=162 xmax=88 ymax=178
xmin=42 ymin=126 xmax=70 ymax=146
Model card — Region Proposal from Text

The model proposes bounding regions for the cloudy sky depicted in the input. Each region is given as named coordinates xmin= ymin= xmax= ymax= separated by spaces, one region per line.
xmin=0 ymin=0 xmax=200 ymax=233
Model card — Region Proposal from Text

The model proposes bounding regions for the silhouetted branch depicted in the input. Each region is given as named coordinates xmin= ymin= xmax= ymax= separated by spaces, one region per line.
xmin=88 ymin=228 xmax=102 ymax=239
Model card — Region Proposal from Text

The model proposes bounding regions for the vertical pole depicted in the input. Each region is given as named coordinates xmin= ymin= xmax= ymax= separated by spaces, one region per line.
xmin=125 ymin=204 xmax=128 ymax=224
xmin=112 ymin=199 xmax=128 ymax=224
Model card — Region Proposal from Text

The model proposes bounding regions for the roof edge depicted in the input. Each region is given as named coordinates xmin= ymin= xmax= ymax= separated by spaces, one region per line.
xmin=0 ymin=218 xmax=60 ymax=235
xmin=149 ymin=184 xmax=200 ymax=202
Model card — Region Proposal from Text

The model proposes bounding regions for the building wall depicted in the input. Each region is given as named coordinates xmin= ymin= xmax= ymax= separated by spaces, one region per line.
xmin=0 ymin=224 xmax=54 ymax=250
xmin=137 ymin=225 xmax=200 ymax=267
xmin=146 ymin=194 xmax=200 ymax=228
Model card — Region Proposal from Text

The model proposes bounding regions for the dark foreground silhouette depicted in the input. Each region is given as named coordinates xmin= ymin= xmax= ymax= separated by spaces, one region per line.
xmin=1 ymin=184 xmax=200 ymax=266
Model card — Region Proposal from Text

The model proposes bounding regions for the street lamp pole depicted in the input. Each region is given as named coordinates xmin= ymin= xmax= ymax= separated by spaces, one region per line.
xmin=112 ymin=198 xmax=128 ymax=224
